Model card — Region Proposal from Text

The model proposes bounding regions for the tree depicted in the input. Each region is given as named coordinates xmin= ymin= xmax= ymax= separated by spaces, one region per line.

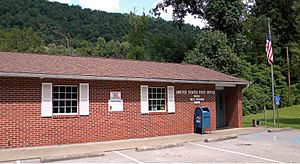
xmin=289 ymin=0 xmax=300 ymax=82
xmin=76 ymin=40 xmax=94 ymax=56
xmin=0 ymin=0 xmax=199 ymax=63
xmin=251 ymin=0 xmax=297 ymax=45
xmin=204 ymin=0 xmax=245 ymax=38
xmin=184 ymin=30 xmax=244 ymax=75
xmin=152 ymin=0 xmax=207 ymax=23
xmin=124 ymin=13 xmax=148 ymax=60
xmin=0 ymin=27 xmax=44 ymax=52
xmin=153 ymin=0 xmax=245 ymax=38
xmin=127 ymin=13 xmax=147 ymax=47
xmin=94 ymin=37 xmax=107 ymax=56
xmin=127 ymin=46 xmax=145 ymax=60
xmin=240 ymin=16 xmax=276 ymax=64
xmin=292 ymin=0 xmax=300 ymax=34
xmin=145 ymin=35 xmax=187 ymax=62
xmin=249 ymin=0 xmax=300 ymax=84
xmin=44 ymin=43 xmax=70 ymax=55
xmin=289 ymin=42 xmax=300 ymax=84
xmin=242 ymin=64 xmax=290 ymax=114
xmin=94 ymin=37 xmax=132 ymax=58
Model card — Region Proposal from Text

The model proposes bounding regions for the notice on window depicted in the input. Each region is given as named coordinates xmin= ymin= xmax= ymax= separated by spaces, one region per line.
xmin=110 ymin=91 xmax=121 ymax=100
xmin=109 ymin=91 xmax=123 ymax=112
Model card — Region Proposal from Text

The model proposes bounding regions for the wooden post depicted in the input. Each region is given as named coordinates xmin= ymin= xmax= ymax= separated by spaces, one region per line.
xmin=286 ymin=47 xmax=291 ymax=105
xmin=287 ymin=47 xmax=291 ymax=89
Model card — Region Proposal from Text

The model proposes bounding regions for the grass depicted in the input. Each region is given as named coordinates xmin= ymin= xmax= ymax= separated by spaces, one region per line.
xmin=243 ymin=105 xmax=300 ymax=129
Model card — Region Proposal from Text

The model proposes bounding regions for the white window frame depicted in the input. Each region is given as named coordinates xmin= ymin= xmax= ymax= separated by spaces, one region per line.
xmin=52 ymin=85 xmax=79 ymax=116
xmin=148 ymin=87 xmax=166 ymax=112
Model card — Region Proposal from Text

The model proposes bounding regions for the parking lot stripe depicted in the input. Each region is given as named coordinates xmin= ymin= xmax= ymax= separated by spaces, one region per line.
xmin=188 ymin=142 xmax=283 ymax=163
xmin=113 ymin=151 xmax=144 ymax=164
xmin=16 ymin=160 xmax=21 ymax=164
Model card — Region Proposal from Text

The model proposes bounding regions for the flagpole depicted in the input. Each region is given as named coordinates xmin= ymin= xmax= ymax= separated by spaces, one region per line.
xmin=268 ymin=18 xmax=276 ymax=126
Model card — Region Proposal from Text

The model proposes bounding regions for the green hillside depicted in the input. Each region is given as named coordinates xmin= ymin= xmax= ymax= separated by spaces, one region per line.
xmin=243 ymin=105 xmax=300 ymax=129
xmin=0 ymin=0 xmax=198 ymax=59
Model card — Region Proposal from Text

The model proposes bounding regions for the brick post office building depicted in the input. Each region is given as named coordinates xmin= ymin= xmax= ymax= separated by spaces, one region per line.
xmin=0 ymin=52 xmax=248 ymax=149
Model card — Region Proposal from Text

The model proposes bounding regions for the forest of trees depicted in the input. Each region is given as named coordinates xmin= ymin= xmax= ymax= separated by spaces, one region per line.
xmin=155 ymin=0 xmax=300 ymax=114
xmin=0 ymin=0 xmax=299 ymax=115
xmin=0 ymin=0 xmax=199 ymax=62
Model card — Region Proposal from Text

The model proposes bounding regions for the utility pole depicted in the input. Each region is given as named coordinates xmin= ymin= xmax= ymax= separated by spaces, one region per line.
xmin=286 ymin=47 xmax=291 ymax=105
xmin=286 ymin=47 xmax=291 ymax=88
xmin=268 ymin=18 xmax=276 ymax=126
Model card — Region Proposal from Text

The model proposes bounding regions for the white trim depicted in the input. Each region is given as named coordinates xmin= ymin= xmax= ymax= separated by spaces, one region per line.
xmin=216 ymin=83 xmax=236 ymax=87
xmin=52 ymin=113 xmax=78 ymax=116
xmin=41 ymin=83 xmax=53 ymax=117
xmin=149 ymin=110 xmax=166 ymax=113
xmin=215 ymin=86 xmax=224 ymax=90
xmin=0 ymin=72 xmax=249 ymax=85
xmin=167 ymin=86 xmax=175 ymax=113
xmin=52 ymin=85 xmax=78 ymax=87
xmin=140 ymin=85 xmax=149 ymax=114
xmin=148 ymin=86 xmax=166 ymax=88
xmin=79 ymin=83 xmax=89 ymax=116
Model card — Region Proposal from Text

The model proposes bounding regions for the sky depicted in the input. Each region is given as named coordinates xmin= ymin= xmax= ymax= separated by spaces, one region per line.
xmin=48 ymin=0 xmax=206 ymax=28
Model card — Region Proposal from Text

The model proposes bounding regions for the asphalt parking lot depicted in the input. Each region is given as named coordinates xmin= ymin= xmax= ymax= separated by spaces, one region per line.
xmin=18 ymin=129 xmax=300 ymax=163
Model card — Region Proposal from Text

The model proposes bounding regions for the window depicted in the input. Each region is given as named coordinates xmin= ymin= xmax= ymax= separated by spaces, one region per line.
xmin=53 ymin=85 xmax=78 ymax=115
xmin=148 ymin=87 xmax=166 ymax=112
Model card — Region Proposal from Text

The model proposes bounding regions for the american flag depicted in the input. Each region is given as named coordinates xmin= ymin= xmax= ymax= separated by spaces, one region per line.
xmin=265 ymin=33 xmax=273 ymax=65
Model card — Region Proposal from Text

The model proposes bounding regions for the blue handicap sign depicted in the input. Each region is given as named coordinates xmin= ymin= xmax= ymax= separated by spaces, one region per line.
xmin=275 ymin=96 xmax=280 ymax=106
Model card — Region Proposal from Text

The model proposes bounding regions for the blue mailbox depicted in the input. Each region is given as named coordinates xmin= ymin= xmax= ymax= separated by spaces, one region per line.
xmin=194 ymin=106 xmax=211 ymax=134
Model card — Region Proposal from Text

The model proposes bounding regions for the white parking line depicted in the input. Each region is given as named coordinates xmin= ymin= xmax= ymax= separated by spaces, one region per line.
xmin=188 ymin=142 xmax=283 ymax=163
xmin=113 ymin=151 xmax=144 ymax=164
xmin=16 ymin=160 xmax=21 ymax=164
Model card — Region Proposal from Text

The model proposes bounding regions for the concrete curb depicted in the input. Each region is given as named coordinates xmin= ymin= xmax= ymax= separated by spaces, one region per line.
xmin=203 ymin=135 xmax=238 ymax=143
xmin=40 ymin=151 xmax=104 ymax=163
xmin=204 ymin=128 xmax=292 ymax=143
xmin=135 ymin=143 xmax=184 ymax=152
xmin=267 ymin=128 xmax=293 ymax=133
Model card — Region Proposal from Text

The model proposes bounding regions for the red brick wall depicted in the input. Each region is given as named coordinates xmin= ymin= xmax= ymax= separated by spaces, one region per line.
xmin=225 ymin=85 xmax=243 ymax=128
xmin=0 ymin=77 xmax=220 ymax=149
xmin=0 ymin=77 xmax=243 ymax=149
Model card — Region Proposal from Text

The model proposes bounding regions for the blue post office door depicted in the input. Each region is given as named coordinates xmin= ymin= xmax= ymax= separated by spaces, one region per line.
xmin=216 ymin=90 xmax=226 ymax=128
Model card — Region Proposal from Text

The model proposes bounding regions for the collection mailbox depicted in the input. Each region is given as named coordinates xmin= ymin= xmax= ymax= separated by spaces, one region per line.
xmin=194 ymin=106 xmax=211 ymax=134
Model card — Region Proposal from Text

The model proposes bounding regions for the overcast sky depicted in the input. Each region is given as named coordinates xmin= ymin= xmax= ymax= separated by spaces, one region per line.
xmin=48 ymin=0 xmax=206 ymax=28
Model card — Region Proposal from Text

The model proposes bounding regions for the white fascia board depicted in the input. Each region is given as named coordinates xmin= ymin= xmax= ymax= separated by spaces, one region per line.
xmin=215 ymin=83 xmax=236 ymax=87
xmin=0 ymin=72 xmax=249 ymax=85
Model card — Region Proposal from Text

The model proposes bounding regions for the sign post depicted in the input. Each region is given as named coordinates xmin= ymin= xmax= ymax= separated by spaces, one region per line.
xmin=275 ymin=96 xmax=280 ymax=128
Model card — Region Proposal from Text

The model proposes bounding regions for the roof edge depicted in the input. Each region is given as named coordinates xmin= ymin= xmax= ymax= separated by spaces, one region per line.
xmin=0 ymin=72 xmax=250 ymax=85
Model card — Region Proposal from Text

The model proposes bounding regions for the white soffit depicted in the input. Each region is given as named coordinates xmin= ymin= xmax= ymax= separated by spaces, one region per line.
xmin=215 ymin=83 xmax=236 ymax=88
xmin=0 ymin=72 xmax=248 ymax=85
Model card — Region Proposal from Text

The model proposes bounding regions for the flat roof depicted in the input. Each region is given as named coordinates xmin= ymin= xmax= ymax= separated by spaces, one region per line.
xmin=0 ymin=52 xmax=249 ymax=85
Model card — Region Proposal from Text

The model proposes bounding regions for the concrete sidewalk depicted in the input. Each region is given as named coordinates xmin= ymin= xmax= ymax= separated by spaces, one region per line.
xmin=0 ymin=127 xmax=282 ymax=162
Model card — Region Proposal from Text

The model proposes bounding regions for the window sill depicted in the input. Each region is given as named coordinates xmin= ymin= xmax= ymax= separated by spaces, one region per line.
xmin=52 ymin=114 xmax=79 ymax=119
xmin=148 ymin=111 xmax=168 ymax=115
